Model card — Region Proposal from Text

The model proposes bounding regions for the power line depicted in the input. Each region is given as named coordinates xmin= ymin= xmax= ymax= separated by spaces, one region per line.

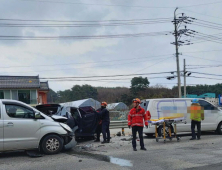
xmin=46 ymin=76 xmax=168 ymax=82
xmin=188 ymin=65 xmax=222 ymax=69
xmin=2 ymin=49 xmax=222 ymax=69
xmin=0 ymin=57 xmax=172 ymax=74
xmin=180 ymin=1 xmax=222 ymax=8
xmin=0 ymin=71 xmax=174 ymax=80
xmin=0 ymin=54 xmax=172 ymax=69
xmin=0 ymin=31 xmax=171 ymax=40
xmin=183 ymin=55 xmax=221 ymax=63
xmin=136 ymin=56 xmax=172 ymax=72
xmin=190 ymin=71 xmax=222 ymax=77
xmin=0 ymin=22 xmax=170 ymax=28
xmin=189 ymin=76 xmax=222 ymax=81
xmin=181 ymin=49 xmax=222 ymax=54
xmin=0 ymin=17 xmax=173 ymax=23
xmin=181 ymin=9 xmax=222 ymax=20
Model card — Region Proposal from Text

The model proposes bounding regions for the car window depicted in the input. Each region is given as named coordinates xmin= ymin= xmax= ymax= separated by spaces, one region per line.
xmin=143 ymin=101 xmax=149 ymax=111
xmin=5 ymin=104 xmax=35 ymax=119
xmin=199 ymin=100 xmax=216 ymax=110
xmin=70 ymin=108 xmax=81 ymax=119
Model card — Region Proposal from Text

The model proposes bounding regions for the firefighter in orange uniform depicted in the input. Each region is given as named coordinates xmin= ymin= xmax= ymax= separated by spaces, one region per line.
xmin=128 ymin=98 xmax=148 ymax=151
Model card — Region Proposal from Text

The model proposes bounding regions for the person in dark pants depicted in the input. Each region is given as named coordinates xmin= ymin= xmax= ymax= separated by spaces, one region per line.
xmin=94 ymin=120 xmax=102 ymax=142
xmin=128 ymin=98 xmax=148 ymax=151
xmin=188 ymin=99 xmax=204 ymax=140
xmin=98 ymin=102 xmax=110 ymax=144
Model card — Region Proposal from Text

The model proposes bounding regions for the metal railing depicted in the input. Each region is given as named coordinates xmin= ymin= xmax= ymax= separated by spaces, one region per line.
xmin=110 ymin=120 xmax=128 ymax=129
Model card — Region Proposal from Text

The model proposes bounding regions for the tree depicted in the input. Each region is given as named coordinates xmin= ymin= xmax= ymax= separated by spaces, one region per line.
xmin=47 ymin=89 xmax=59 ymax=103
xmin=57 ymin=84 xmax=98 ymax=103
xmin=130 ymin=77 xmax=150 ymax=95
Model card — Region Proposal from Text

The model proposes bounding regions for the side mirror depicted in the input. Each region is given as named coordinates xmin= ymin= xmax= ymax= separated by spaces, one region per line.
xmin=35 ymin=112 xmax=42 ymax=119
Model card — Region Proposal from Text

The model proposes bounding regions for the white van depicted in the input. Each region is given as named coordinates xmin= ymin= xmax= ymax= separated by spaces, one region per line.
xmin=0 ymin=99 xmax=75 ymax=154
xmin=141 ymin=98 xmax=222 ymax=136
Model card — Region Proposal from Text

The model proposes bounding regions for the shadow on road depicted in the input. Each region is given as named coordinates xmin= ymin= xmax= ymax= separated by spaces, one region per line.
xmin=0 ymin=151 xmax=27 ymax=158
xmin=144 ymin=131 xmax=218 ymax=139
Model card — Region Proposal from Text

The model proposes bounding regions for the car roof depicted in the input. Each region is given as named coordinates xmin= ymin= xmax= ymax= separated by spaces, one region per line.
xmin=142 ymin=98 xmax=200 ymax=101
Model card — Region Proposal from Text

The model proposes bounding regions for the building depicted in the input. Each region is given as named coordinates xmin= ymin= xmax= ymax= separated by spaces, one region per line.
xmin=183 ymin=93 xmax=216 ymax=99
xmin=0 ymin=75 xmax=49 ymax=105
xmin=183 ymin=93 xmax=219 ymax=106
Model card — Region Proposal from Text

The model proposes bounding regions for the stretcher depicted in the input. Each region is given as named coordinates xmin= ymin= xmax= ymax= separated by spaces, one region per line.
xmin=149 ymin=117 xmax=185 ymax=143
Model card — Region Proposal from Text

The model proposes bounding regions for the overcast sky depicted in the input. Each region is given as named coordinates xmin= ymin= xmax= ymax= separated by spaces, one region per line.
xmin=0 ymin=0 xmax=222 ymax=92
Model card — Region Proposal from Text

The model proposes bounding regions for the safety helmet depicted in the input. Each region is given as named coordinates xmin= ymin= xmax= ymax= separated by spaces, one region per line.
xmin=191 ymin=99 xmax=199 ymax=104
xmin=101 ymin=102 xmax=107 ymax=107
xmin=132 ymin=98 xmax=141 ymax=104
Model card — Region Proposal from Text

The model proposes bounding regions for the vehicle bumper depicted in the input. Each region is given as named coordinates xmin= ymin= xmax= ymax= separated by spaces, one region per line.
xmin=62 ymin=131 xmax=77 ymax=150
xmin=64 ymin=138 xmax=77 ymax=150
xmin=143 ymin=124 xmax=155 ymax=134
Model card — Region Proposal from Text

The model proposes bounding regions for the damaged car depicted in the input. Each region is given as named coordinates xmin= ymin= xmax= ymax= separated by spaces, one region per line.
xmin=35 ymin=104 xmax=100 ymax=140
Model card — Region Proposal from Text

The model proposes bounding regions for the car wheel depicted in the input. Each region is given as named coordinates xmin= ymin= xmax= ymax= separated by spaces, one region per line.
xmin=217 ymin=122 xmax=222 ymax=134
xmin=41 ymin=135 xmax=63 ymax=155
xmin=158 ymin=125 xmax=174 ymax=137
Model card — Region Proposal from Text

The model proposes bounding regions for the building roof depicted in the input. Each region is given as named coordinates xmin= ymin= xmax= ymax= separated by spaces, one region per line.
xmin=0 ymin=76 xmax=49 ymax=91
xmin=40 ymin=81 xmax=49 ymax=91
xmin=0 ymin=76 xmax=40 ymax=89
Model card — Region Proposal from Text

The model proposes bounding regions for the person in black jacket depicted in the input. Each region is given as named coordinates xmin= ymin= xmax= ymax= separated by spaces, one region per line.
xmin=98 ymin=102 xmax=110 ymax=144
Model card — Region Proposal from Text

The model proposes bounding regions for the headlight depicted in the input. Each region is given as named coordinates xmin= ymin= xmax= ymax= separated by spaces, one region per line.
xmin=60 ymin=123 xmax=72 ymax=133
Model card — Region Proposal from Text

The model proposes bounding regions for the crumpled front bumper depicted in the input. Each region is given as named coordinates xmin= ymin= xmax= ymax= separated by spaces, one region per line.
xmin=64 ymin=138 xmax=77 ymax=150
xmin=63 ymin=131 xmax=77 ymax=150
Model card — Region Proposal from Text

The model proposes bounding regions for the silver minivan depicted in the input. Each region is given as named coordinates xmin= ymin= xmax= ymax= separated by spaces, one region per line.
xmin=0 ymin=99 xmax=75 ymax=154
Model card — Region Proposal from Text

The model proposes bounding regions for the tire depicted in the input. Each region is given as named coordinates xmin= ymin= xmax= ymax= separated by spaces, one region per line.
xmin=41 ymin=135 xmax=64 ymax=155
xmin=157 ymin=125 xmax=174 ymax=137
xmin=217 ymin=122 xmax=222 ymax=134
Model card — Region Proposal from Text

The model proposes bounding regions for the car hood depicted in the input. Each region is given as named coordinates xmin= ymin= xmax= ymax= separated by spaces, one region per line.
xmin=51 ymin=115 xmax=67 ymax=123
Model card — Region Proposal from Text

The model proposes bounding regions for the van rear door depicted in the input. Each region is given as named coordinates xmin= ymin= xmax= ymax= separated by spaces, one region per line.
xmin=173 ymin=99 xmax=190 ymax=132
xmin=0 ymin=103 xmax=3 ymax=151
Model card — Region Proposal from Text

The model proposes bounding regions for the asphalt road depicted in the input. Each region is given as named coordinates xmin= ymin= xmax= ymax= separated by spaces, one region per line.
xmin=1 ymin=132 xmax=222 ymax=170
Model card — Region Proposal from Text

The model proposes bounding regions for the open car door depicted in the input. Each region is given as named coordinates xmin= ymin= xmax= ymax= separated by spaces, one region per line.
xmin=70 ymin=107 xmax=99 ymax=137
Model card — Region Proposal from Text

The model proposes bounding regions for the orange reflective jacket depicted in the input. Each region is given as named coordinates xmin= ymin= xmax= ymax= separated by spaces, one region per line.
xmin=128 ymin=106 xmax=148 ymax=127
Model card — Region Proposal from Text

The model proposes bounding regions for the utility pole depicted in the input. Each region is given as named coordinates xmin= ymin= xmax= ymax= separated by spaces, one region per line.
xmin=184 ymin=59 xmax=186 ymax=98
xmin=174 ymin=7 xmax=182 ymax=98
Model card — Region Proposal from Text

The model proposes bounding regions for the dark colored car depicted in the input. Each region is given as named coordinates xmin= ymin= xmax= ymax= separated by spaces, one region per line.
xmin=35 ymin=104 xmax=99 ymax=139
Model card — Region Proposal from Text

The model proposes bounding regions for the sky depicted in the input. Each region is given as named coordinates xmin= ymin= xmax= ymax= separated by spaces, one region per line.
xmin=0 ymin=0 xmax=222 ymax=92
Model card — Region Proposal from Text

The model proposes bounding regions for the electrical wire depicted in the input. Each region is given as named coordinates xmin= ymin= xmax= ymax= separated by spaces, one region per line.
xmin=0 ymin=71 xmax=174 ymax=80
xmin=0 ymin=54 xmax=172 ymax=69
xmin=181 ymin=9 xmax=222 ymax=20
xmin=180 ymin=1 xmax=222 ymax=8
xmin=0 ymin=31 xmax=171 ymax=40
xmin=183 ymin=55 xmax=222 ymax=63
xmin=0 ymin=57 xmax=172 ymax=74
